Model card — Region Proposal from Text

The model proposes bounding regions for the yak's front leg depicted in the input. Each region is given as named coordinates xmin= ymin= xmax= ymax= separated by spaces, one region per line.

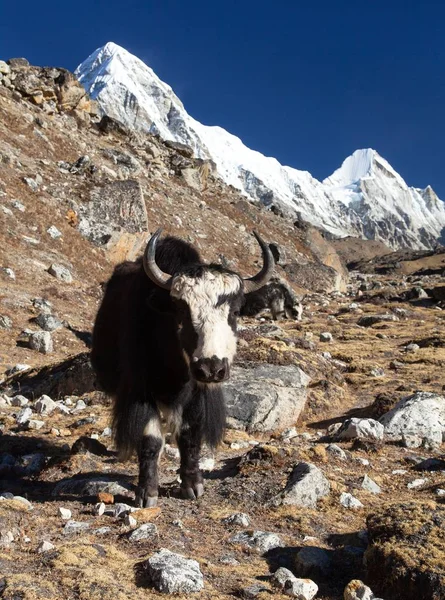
xmin=177 ymin=421 xmax=204 ymax=500
xmin=136 ymin=417 xmax=163 ymax=507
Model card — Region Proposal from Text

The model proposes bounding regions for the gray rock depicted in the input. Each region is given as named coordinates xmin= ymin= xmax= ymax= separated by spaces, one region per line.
xmin=77 ymin=180 xmax=148 ymax=248
xmin=23 ymin=176 xmax=39 ymax=192
xmin=344 ymin=579 xmax=378 ymax=600
xmin=35 ymin=313 xmax=63 ymax=332
xmin=0 ymin=61 xmax=10 ymax=74
xmin=32 ymin=298 xmax=52 ymax=313
xmin=241 ymin=584 xmax=270 ymax=599
xmin=124 ymin=514 xmax=137 ymax=527
xmin=127 ymin=523 xmax=157 ymax=541
xmin=229 ymin=530 xmax=283 ymax=553
xmin=336 ymin=418 xmax=384 ymax=441
xmin=63 ymin=520 xmax=91 ymax=535
xmin=16 ymin=407 xmax=33 ymax=425
xmin=357 ymin=314 xmax=398 ymax=327
xmin=28 ymin=330 xmax=53 ymax=354
xmin=48 ymin=263 xmax=72 ymax=283
xmin=326 ymin=444 xmax=347 ymax=460
xmin=380 ymin=391 xmax=445 ymax=448
xmin=104 ymin=502 xmax=135 ymax=518
xmin=340 ymin=493 xmax=364 ymax=509
xmin=0 ymin=315 xmax=12 ymax=329
xmin=320 ymin=332 xmax=333 ymax=342
xmin=1 ymin=267 xmax=15 ymax=280
xmin=35 ymin=394 xmax=56 ymax=415
xmin=37 ymin=540 xmax=55 ymax=553
xmin=402 ymin=433 xmax=422 ymax=448
xmin=407 ymin=478 xmax=428 ymax=489
xmin=360 ymin=475 xmax=381 ymax=494
xmin=280 ymin=462 xmax=330 ymax=508
xmin=27 ymin=419 xmax=45 ymax=430
xmin=52 ymin=477 xmax=133 ymax=499
xmin=224 ymin=364 xmax=310 ymax=432
xmin=11 ymin=395 xmax=29 ymax=407
xmin=46 ymin=225 xmax=62 ymax=240
xmin=5 ymin=363 xmax=31 ymax=376
xmin=0 ymin=530 xmax=15 ymax=547
xmin=370 ymin=367 xmax=385 ymax=378
xmin=59 ymin=507 xmax=72 ymax=520
xmin=12 ymin=496 xmax=33 ymax=509
xmin=272 ymin=567 xmax=318 ymax=599
xmin=406 ymin=343 xmax=420 ymax=353
xmin=295 ymin=546 xmax=331 ymax=577
xmin=222 ymin=513 xmax=251 ymax=527
xmin=145 ymin=549 xmax=204 ymax=593
xmin=18 ymin=453 xmax=45 ymax=475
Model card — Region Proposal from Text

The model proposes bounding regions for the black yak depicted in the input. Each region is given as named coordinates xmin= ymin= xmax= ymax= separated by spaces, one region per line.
xmin=91 ymin=229 xmax=274 ymax=506
xmin=241 ymin=276 xmax=303 ymax=321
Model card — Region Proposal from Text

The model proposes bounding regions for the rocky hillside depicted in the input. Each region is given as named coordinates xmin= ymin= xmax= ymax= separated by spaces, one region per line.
xmin=76 ymin=42 xmax=445 ymax=250
xmin=1 ymin=56 xmax=445 ymax=600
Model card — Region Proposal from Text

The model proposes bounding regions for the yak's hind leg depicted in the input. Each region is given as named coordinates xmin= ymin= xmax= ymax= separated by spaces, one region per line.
xmin=136 ymin=415 xmax=163 ymax=507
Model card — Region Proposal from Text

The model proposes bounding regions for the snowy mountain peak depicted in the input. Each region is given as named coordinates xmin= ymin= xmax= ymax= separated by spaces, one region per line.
xmin=76 ymin=43 xmax=445 ymax=250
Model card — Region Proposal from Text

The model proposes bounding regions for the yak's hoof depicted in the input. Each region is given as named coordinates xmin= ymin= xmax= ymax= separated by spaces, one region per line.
xmin=181 ymin=483 xmax=204 ymax=500
xmin=136 ymin=489 xmax=158 ymax=508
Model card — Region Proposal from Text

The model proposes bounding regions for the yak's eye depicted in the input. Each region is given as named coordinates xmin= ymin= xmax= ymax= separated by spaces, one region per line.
xmin=232 ymin=309 xmax=240 ymax=317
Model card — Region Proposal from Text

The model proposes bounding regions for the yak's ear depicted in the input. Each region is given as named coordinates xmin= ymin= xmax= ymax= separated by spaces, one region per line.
xmin=145 ymin=291 xmax=175 ymax=315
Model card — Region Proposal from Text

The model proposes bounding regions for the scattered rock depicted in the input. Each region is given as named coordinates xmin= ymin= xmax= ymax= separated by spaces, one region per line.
xmin=357 ymin=314 xmax=397 ymax=327
xmin=360 ymin=475 xmax=381 ymax=494
xmin=52 ymin=477 xmax=133 ymax=499
xmin=144 ymin=549 xmax=204 ymax=593
xmin=63 ymin=520 xmax=90 ymax=535
xmin=59 ymin=507 xmax=72 ymax=520
xmin=35 ymin=313 xmax=63 ymax=332
xmin=28 ymin=330 xmax=53 ymax=354
xmin=336 ymin=418 xmax=384 ymax=441
xmin=35 ymin=394 xmax=57 ymax=415
xmin=343 ymin=579 xmax=379 ymax=600
xmin=37 ymin=540 xmax=55 ymax=553
xmin=16 ymin=406 xmax=33 ymax=425
xmin=11 ymin=394 xmax=29 ymax=407
xmin=124 ymin=514 xmax=137 ymax=527
xmin=230 ymin=530 xmax=283 ymax=553
xmin=48 ymin=263 xmax=73 ymax=283
xmin=407 ymin=478 xmax=428 ymax=489
xmin=47 ymin=225 xmax=62 ymax=239
xmin=223 ymin=513 xmax=251 ymax=527
xmin=71 ymin=436 xmax=110 ymax=456
xmin=340 ymin=493 xmax=364 ymax=509
xmin=280 ymin=462 xmax=330 ymax=508
xmin=27 ymin=419 xmax=45 ymax=430
xmin=272 ymin=567 xmax=318 ymax=599
xmin=0 ymin=315 xmax=12 ymax=329
xmin=224 ymin=364 xmax=310 ymax=432
xmin=128 ymin=523 xmax=158 ymax=541
xmin=320 ymin=332 xmax=333 ymax=342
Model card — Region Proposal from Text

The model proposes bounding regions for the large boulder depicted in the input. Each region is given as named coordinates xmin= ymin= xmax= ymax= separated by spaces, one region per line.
xmin=366 ymin=502 xmax=445 ymax=600
xmin=380 ymin=391 xmax=445 ymax=447
xmin=75 ymin=180 xmax=148 ymax=259
xmin=224 ymin=364 xmax=310 ymax=432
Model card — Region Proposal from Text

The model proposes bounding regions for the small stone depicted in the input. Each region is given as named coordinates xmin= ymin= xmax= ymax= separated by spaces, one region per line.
xmin=11 ymin=395 xmax=29 ymax=407
xmin=343 ymin=579 xmax=376 ymax=600
xmin=436 ymin=489 xmax=445 ymax=497
xmin=340 ymin=493 xmax=364 ymax=509
xmin=59 ymin=507 xmax=72 ymax=520
xmin=124 ymin=514 xmax=137 ymax=527
xmin=370 ymin=367 xmax=385 ymax=378
xmin=326 ymin=444 xmax=347 ymax=460
xmin=105 ymin=502 xmax=134 ymax=518
xmin=101 ymin=427 xmax=112 ymax=437
xmin=0 ymin=530 xmax=15 ymax=546
xmin=28 ymin=419 xmax=45 ymax=431
xmin=48 ymin=263 xmax=73 ymax=283
xmin=13 ymin=496 xmax=33 ymax=509
xmin=23 ymin=177 xmax=39 ymax=192
xmin=11 ymin=200 xmax=25 ymax=212
xmin=97 ymin=492 xmax=114 ymax=504
xmin=229 ymin=530 xmax=282 ymax=553
xmin=0 ymin=61 xmax=11 ymax=74
xmin=360 ymin=475 xmax=381 ymax=494
xmin=144 ymin=549 xmax=204 ymax=593
xmin=127 ymin=523 xmax=158 ymax=541
xmin=295 ymin=546 xmax=331 ymax=578
xmin=47 ymin=225 xmax=62 ymax=239
xmin=35 ymin=395 xmax=56 ymax=415
xmin=406 ymin=343 xmax=420 ymax=353
xmin=94 ymin=502 xmax=105 ymax=516
xmin=272 ymin=567 xmax=318 ymax=599
xmin=94 ymin=527 xmax=112 ymax=535
xmin=63 ymin=520 xmax=90 ymax=535
xmin=28 ymin=331 xmax=53 ymax=354
xmin=402 ymin=433 xmax=422 ymax=448
xmin=37 ymin=540 xmax=55 ymax=553
xmin=320 ymin=332 xmax=333 ymax=342
xmin=199 ymin=457 xmax=215 ymax=471
xmin=16 ymin=407 xmax=33 ymax=425
xmin=0 ymin=315 xmax=12 ymax=329
xmin=35 ymin=313 xmax=63 ymax=332
xmin=2 ymin=267 xmax=15 ymax=280
xmin=241 ymin=584 xmax=270 ymax=598
xmin=336 ymin=418 xmax=384 ymax=441
xmin=280 ymin=462 xmax=330 ymax=508
xmin=407 ymin=478 xmax=428 ymax=489
xmin=223 ymin=513 xmax=250 ymax=527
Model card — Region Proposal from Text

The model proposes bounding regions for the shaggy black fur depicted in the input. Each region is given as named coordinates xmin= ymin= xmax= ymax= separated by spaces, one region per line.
xmin=91 ymin=236 xmax=241 ymax=505
xmin=241 ymin=275 xmax=302 ymax=320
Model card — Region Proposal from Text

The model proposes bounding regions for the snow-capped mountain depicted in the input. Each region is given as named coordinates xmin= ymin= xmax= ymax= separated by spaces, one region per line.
xmin=76 ymin=42 xmax=445 ymax=250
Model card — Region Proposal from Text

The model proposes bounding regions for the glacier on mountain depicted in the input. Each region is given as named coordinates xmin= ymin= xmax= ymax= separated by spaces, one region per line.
xmin=76 ymin=42 xmax=445 ymax=250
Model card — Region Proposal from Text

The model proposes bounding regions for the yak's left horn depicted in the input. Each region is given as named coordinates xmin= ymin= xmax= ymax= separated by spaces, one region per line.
xmin=243 ymin=231 xmax=275 ymax=294
xmin=143 ymin=228 xmax=173 ymax=290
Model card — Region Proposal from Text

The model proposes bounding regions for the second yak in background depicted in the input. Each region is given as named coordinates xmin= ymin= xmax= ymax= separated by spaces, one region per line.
xmin=241 ymin=276 xmax=303 ymax=321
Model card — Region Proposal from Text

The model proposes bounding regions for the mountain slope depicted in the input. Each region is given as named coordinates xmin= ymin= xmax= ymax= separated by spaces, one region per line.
xmin=76 ymin=42 xmax=445 ymax=250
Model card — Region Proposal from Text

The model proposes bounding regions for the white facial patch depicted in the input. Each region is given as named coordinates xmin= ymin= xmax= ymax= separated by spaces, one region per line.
xmin=171 ymin=270 xmax=241 ymax=364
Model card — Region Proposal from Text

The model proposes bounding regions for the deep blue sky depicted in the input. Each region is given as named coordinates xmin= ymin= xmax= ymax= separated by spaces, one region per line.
xmin=1 ymin=1 xmax=444 ymax=196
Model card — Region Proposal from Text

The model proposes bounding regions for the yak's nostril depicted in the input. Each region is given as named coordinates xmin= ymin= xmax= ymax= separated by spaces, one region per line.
xmin=215 ymin=367 xmax=226 ymax=380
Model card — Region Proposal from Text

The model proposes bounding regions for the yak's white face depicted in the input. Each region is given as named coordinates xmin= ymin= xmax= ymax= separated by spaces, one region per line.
xmin=170 ymin=269 xmax=243 ymax=383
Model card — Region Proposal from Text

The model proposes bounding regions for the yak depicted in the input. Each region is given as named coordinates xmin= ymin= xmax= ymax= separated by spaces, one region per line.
xmin=91 ymin=229 xmax=274 ymax=507
xmin=241 ymin=275 xmax=303 ymax=321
